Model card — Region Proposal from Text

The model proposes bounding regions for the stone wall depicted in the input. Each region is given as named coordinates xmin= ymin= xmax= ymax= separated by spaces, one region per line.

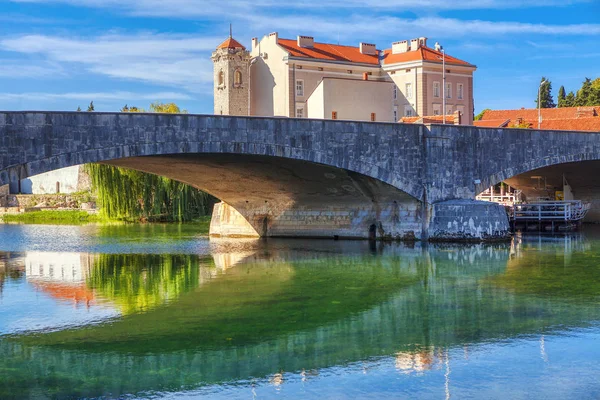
xmin=3 ymin=194 xmax=95 ymax=210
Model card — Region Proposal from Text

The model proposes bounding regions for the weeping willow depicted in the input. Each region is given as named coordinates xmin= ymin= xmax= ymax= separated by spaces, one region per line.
xmin=85 ymin=164 xmax=216 ymax=222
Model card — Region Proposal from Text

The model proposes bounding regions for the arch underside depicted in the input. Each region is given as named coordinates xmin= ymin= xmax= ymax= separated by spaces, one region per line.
xmin=487 ymin=159 xmax=600 ymax=222
xmin=100 ymin=154 xmax=424 ymax=239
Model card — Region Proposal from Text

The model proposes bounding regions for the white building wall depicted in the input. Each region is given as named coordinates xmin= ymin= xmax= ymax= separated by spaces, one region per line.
xmin=250 ymin=33 xmax=290 ymax=117
xmin=308 ymin=78 xmax=394 ymax=122
xmin=20 ymin=165 xmax=83 ymax=194
xmin=306 ymin=81 xmax=325 ymax=119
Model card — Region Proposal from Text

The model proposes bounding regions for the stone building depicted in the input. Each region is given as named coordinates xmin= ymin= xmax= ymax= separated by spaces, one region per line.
xmin=212 ymin=36 xmax=251 ymax=116
xmin=213 ymin=33 xmax=476 ymax=123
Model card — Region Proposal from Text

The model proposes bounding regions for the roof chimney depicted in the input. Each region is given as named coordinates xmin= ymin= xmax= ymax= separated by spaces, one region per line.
xmin=360 ymin=42 xmax=377 ymax=55
xmin=252 ymin=37 xmax=258 ymax=50
xmin=418 ymin=37 xmax=428 ymax=48
xmin=297 ymin=35 xmax=314 ymax=48
xmin=392 ymin=40 xmax=409 ymax=54
xmin=410 ymin=38 xmax=419 ymax=51
xmin=453 ymin=110 xmax=461 ymax=125
xmin=269 ymin=32 xmax=278 ymax=42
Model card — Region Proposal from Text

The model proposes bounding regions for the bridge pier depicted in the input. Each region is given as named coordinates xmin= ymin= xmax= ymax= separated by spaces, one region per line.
xmin=209 ymin=200 xmax=423 ymax=240
xmin=209 ymin=200 xmax=510 ymax=242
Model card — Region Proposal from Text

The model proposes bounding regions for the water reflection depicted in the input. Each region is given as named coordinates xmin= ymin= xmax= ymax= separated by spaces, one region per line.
xmin=1 ymin=232 xmax=600 ymax=398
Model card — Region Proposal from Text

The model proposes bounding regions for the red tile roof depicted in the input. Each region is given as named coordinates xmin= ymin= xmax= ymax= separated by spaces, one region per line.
xmin=383 ymin=46 xmax=473 ymax=66
xmin=473 ymin=119 xmax=510 ymax=128
xmin=277 ymin=39 xmax=380 ymax=65
xmin=480 ymin=107 xmax=598 ymax=122
xmin=401 ymin=114 xmax=457 ymax=124
xmin=540 ymin=118 xmax=600 ymax=132
xmin=217 ymin=37 xmax=246 ymax=50
xmin=476 ymin=107 xmax=600 ymax=132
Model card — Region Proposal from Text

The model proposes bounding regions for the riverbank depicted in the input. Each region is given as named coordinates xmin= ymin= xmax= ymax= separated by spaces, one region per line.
xmin=0 ymin=211 xmax=212 ymax=233
xmin=1 ymin=210 xmax=102 ymax=224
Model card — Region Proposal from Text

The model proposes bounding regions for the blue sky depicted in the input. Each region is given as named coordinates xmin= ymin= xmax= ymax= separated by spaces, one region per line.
xmin=0 ymin=0 xmax=599 ymax=114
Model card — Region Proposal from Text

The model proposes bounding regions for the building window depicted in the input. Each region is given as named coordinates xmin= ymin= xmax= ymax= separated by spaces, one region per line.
xmin=234 ymin=70 xmax=242 ymax=86
xmin=433 ymin=104 xmax=441 ymax=115
xmin=446 ymin=82 xmax=452 ymax=99
xmin=218 ymin=70 xmax=224 ymax=86
xmin=371 ymin=113 xmax=376 ymax=122
xmin=393 ymin=85 xmax=397 ymax=100
xmin=404 ymin=106 xmax=413 ymax=117
xmin=457 ymin=83 xmax=464 ymax=100
xmin=332 ymin=111 xmax=338 ymax=120
xmin=405 ymin=83 xmax=413 ymax=99
xmin=296 ymin=79 xmax=304 ymax=97
xmin=433 ymin=81 xmax=440 ymax=98
xmin=347 ymin=70 xmax=353 ymax=74
xmin=393 ymin=107 xmax=398 ymax=122
xmin=296 ymin=104 xmax=305 ymax=118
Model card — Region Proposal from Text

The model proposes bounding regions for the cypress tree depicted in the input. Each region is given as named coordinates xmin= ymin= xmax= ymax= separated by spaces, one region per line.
xmin=87 ymin=101 xmax=95 ymax=112
xmin=575 ymin=78 xmax=592 ymax=106
xmin=565 ymin=91 xmax=576 ymax=107
xmin=557 ymin=86 xmax=566 ymax=108
xmin=535 ymin=77 xmax=556 ymax=108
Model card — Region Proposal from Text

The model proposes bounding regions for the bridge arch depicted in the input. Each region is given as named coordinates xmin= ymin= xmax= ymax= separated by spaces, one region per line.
xmin=0 ymin=112 xmax=425 ymax=201
xmin=481 ymin=151 xmax=600 ymax=193
xmin=0 ymin=112 xmax=427 ymax=239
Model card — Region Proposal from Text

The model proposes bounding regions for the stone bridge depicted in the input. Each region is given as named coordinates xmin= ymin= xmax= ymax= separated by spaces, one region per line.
xmin=1 ymin=112 xmax=600 ymax=240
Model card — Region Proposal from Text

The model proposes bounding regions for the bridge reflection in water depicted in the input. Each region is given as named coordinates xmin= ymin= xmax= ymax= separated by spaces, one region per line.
xmin=1 ymin=234 xmax=600 ymax=398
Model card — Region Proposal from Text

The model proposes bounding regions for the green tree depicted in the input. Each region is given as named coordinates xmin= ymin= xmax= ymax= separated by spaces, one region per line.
xmin=76 ymin=106 xmax=82 ymax=112
xmin=87 ymin=101 xmax=95 ymax=112
xmin=149 ymin=102 xmax=187 ymax=114
xmin=565 ymin=91 xmax=576 ymax=107
xmin=85 ymin=102 xmax=215 ymax=222
xmin=588 ymin=78 xmax=600 ymax=106
xmin=121 ymin=104 xmax=144 ymax=112
xmin=575 ymin=78 xmax=592 ymax=106
xmin=557 ymin=85 xmax=566 ymax=107
xmin=474 ymin=108 xmax=491 ymax=121
xmin=535 ymin=77 xmax=555 ymax=108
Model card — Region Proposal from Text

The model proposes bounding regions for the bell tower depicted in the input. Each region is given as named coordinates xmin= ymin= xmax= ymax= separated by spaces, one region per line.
xmin=212 ymin=29 xmax=250 ymax=116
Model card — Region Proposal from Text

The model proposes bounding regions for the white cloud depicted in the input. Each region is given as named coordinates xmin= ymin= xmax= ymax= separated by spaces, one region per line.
xmin=0 ymin=91 xmax=194 ymax=101
xmin=9 ymin=0 xmax=593 ymax=13
xmin=0 ymin=34 xmax=219 ymax=91
xmin=0 ymin=61 xmax=65 ymax=78
xmin=246 ymin=15 xmax=600 ymax=40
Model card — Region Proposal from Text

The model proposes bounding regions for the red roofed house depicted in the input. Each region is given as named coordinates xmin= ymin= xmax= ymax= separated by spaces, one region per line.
xmin=212 ymin=33 xmax=476 ymax=123
xmin=473 ymin=107 xmax=600 ymax=132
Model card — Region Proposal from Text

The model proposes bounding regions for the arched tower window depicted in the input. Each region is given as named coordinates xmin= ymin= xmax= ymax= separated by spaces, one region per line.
xmin=218 ymin=70 xmax=224 ymax=86
xmin=234 ymin=70 xmax=243 ymax=86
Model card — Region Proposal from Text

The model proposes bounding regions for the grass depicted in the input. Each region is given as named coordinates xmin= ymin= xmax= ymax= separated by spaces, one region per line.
xmin=0 ymin=211 xmax=211 ymax=230
xmin=1 ymin=210 xmax=103 ymax=224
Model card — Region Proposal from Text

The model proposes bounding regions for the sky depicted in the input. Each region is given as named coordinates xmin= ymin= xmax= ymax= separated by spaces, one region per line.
xmin=0 ymin=0 xmax=599 ymax=114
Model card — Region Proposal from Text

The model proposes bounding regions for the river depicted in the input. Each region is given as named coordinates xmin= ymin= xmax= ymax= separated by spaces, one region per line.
xmin=1 ymin=224 xmax=600 ymax=399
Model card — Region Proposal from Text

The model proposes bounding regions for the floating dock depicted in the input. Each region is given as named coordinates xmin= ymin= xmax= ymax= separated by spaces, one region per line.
xmin=510 ymin=200 xmax=590 ymax=232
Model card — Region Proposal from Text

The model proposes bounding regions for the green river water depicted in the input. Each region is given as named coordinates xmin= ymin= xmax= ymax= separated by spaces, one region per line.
xmin=1 ymin=223 xmax=600 ymax=399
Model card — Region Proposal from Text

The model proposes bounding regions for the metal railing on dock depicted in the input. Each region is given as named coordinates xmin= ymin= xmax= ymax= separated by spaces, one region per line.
xmin=510 ymin=200 xmax=590 ymax=232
